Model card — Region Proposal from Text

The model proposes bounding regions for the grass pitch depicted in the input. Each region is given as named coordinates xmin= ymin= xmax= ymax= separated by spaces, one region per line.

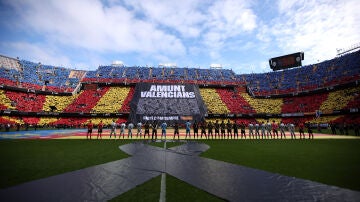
xmin=0 ymin=139 xmax=131 ymax=188
xmin=0 ymin=138 xmax=359 ymax=201
xmin=110 ymin=175 xmax=223 ymax=202
xmin=201 ymin=139 xmax=360 ymax=191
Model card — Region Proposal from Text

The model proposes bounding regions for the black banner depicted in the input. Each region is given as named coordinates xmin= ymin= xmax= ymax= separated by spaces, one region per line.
xmin=129 ymin=83 xmax=207 ymax=124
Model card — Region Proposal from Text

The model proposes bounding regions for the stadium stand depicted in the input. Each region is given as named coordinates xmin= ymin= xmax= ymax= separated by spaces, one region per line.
xmin=241 ymin=92 xmax=283 ymax=114
xmin=38 ymin=117 xmax=60 ymax=126
xmin=345 ymin=90 xmax=360 ymax=110
xmin=42 ymin=94 xmax=79 ymax=112
xmin=255 ymin=118 xmax=282 ymax=124
xmin=199 ymin=88 xmax=230 ymax=114
xmin=83 ymin=65 xmax=239 ymax=85
xmin=281 ymin=93 xmax=328 ymax=113
xmin=244 ymin=50 xmax=360 ymax=96
xmin=0 ymin=90 xmax=15 ymax=110
xmin=309 ymin=116 xmax=343 ymax=124
xmin=1 ymin=50 xmax=359 ymax=128
xmin=0 ymin=116 xmax=24 ymax=125
xmin=334 ymin=114 xmax=360 ymax=125
xmin=4 ymin=91 xmax=46 ymax=112
xmin=119 ymin=86 xmax=135 ymax=112
xmin=0 ymin=55 xmax=81 ymax=93
xmin=0 ymin=55 xmax=21 ymax=70
xmin=216 ymin=88 xmax=256 ymax=114
xmin=51 ymin=117 xmax=89 ymax=127
xmin=92 ymin=86 xmax=131 ymax=113
xmin=62 ymin=87 xmax=109 ymax=113
xmin=320 ymin=86 xmax=360 ymax=112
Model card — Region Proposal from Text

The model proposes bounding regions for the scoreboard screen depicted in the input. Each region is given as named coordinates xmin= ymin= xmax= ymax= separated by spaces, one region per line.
xmin=269 ymin=52 xmax=304 ymax=71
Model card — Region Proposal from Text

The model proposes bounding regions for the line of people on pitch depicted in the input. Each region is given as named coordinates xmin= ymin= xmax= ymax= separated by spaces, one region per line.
xmin=181 ymin=120 xmax=313 ymax=140
xmin=85 ymin=119 xmax=314 ymax=140
xmin=86 ymin=119 xmax=169 ymax=141
xmin=85 ymin=120 xmax=140 ymax=140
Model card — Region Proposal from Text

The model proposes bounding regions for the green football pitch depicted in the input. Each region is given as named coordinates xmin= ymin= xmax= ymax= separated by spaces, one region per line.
xmin=0 ymin=139 xmax=359 ymax=201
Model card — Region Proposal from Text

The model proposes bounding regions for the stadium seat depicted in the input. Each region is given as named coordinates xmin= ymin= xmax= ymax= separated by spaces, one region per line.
xmin=43 ymin=94 xmax=79 ymax=112
xmin=92 ymin=86 xmax=131 ymax=113
xmin=241 ymin=92 xmax=283 ymax=114
xmin=216 ymin=88 xmax=256 ymax=114
xmin=199 ymin=88 xmax=230 ymax=114
xmin=320 ymin=86 xmax=360 ymax=112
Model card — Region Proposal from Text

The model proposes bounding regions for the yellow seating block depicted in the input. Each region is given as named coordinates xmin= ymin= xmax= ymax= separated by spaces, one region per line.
xmin=92 ymin=87 xmax=130 ymax=113
xmin=241 ymin=93 xmax=283 ymax=114
xmin=0 ymin=90 xmax=15 ymax=110
xmin=200 ymin=88 xmax=230 ymax=114
xmin=38 ymin=117 xmax=59 ymax=126
xmin=205 ymin=118 xmax=233 ymax=124
xmin=43 ymin=94 xmax=78 ymax=112
xmin=255 ymin=118 xmax=282 ymax=124
xmin=1 ymin=116 xmax=24 ymax=124
xmin=320 ymin=87 xmax=360 ymax=111
xmin=309 ymin=116 xmax=342 ymax=124
xmin=89 ymin=118 xmax=115 ymax=125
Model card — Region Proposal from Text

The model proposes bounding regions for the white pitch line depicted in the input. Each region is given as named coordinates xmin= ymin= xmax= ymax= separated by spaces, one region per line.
xmin=159 ymin=141 xmax=166 ymax=202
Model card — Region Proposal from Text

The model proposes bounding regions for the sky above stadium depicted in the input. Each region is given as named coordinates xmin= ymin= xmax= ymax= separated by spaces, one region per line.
xmin=0 ymin=0 xmax=359 ymax=74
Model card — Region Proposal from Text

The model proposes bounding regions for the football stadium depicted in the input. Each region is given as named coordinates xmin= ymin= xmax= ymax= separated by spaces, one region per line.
xmin=1 ymin=1 xmax=360 ymax=201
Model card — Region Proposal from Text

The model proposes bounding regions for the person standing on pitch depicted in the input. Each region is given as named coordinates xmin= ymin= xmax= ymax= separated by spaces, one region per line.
xmin=240 ymin=122 xmax=246 ymax=139
xmin=173 ymin=121 xmax=180 ymax=140
xmin=255 ymin=122 xmax=260 ymax=139
xmin=208 ymin=121 xmax=213 ymax=139
xmin=214 ymin=120 xmax=220 ymax=139
xmin=288 ymin=122 xmax=296 ymax=139
xmin=161 ymin=121 xmax=167 ymax=141
xmin=272 ymin=120 xmax=279 ymax=139
xmin=330 ymin=122 xmax=337 ymax=135
xmin=97 ymin=120 xmax=103 ymax=139
xmin=151 ymin=121 xmax=158 ymax=141
xmin=233 ymin=120 xmax=238 ymax=139
xmin=128 ymin=122 xmax=134 ymax=139
xmin=299 ymin=122 xmax=305 ymax=139
xmin=120 ymin=122 xmax=126 ymax=139
xmin=200 ymin=121 xmax=207 ymax=139
xmin=227 ymin=120 xmax=232 ymax=139
xmin=266 ymin=120 xmax=272 ymax=139
xmin=87 ymin=120 xmax=93 ymax=140
xmin=279 ymin=121 xmax=286 ymax=139
xmin=185 ymin=120 xmax=191 ymax=139
xmin=144 ymin=121 xmax=150 ymax=139
xmin=220 ymin=120 xmax=226 ymax=139
xmin=306 ymin=122 xmax=314 ymax=139
xmin=354 ymin=123 xmax=359 ymax=136
xmin=248 ymin=122 xmax=254 ymax=139
xmin=261 ymin=121 xmax=266 ymax=139
xmin=136 ymin=121 xmax=142 ymax=138
xmin=109 ymin=120 xmax=117 ymax=139
xmin=193 ymin=120 xmax=199 ymax=139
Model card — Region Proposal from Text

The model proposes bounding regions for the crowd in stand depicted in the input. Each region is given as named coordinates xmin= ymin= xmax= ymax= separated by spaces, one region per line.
xmin=82 ymin=65 xmax=238 ymax=86
xmin=1 ymin=51 xmax=359 ymax=133
xmin=242 ymin=50 xmax=360 ymax=96
xmin=1 ymin=50 xmax=359 ymax=96
xmin=0 ymin=56 xmax=82 ymax=92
